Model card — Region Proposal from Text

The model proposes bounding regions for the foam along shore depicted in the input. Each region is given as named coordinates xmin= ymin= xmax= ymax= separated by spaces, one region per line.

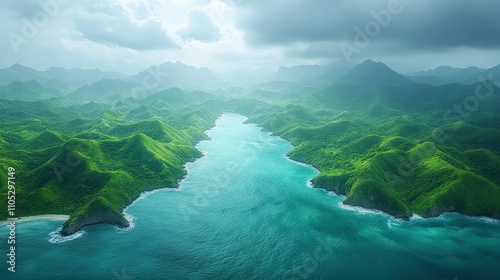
xmin=0 ymin=215 xmax=70 ymax=225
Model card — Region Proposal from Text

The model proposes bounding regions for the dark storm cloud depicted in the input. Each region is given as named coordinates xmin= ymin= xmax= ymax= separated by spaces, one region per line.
xmin=236 ymin=0 xmax=361 ymax=44
xmin=234 ymin=0 xmax=500 ymax=55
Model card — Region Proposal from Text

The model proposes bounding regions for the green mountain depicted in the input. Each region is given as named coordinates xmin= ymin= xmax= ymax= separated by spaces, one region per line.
xmin=1 ymin=59 xmax=499 ymax=236
xmin=336 ymin=60 xmax=414 ymax=87
xmin=239 ymin=61 xmax=500 ymax=220
xmin=71 ymin=79 xmax=138 ymax=102
xmin=270 ymin=64 xmax=333 ymax=82
xmin=0 ymin=64 xmax=128 ymax=88
xmin=23 ymin=130 xmax=66 ymax=150
xmin=0 ymin=64 xmax=52 ymax=85
xmin=408 ymin=65 xmax=466 ymax=80
xmin=0 ymin=93 xmax=222 ymax=235
xmin=0 ymin=79 xmax=63 ymax=100
xmin=406 ymin=75 xmax=450 ymax=86
xmin=477 ymin=64 xmax=500 ymax=83
xmin=143 ymin=87 xmax=213 ymax=107
xmin=46 ymin=67 xmax=127 ymax=87
xmin=43 ymin=78 xmax=75 ymax=93
xmin=408 ymin=64 xmax=500 ymax=85
xmin=129 ymin=61 xmax=220 ymax=89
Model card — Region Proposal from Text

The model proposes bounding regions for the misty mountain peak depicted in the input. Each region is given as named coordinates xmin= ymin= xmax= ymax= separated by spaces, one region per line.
xmin=358 ymin=59 xmax=390 ymax=70
xmin=336 ymin=60 xmax=413 ymax=87
xmin=9 ymin=63 xmax=34 ymax=71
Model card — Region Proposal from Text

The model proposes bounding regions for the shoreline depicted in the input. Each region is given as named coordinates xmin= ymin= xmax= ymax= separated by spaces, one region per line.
xmin=59 ymin=118 xmax=218 ymax=236
xmin=0 ymin=214 xmax=69 ymax=225
xmin=245 ymin=116 xmax=500 ymax=223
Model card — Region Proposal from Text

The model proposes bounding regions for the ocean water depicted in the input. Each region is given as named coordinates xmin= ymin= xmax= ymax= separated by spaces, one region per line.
xmin=1 ymin=113 xmax=500 ymax=279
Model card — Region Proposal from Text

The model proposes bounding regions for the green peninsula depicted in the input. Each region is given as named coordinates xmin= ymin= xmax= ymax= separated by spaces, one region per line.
xmin=0 ymin=89 xmax=222 ymax=235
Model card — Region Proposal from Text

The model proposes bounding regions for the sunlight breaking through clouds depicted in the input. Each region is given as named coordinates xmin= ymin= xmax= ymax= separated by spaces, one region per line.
xmin=1 ymin=0 xmax=500 ymax=74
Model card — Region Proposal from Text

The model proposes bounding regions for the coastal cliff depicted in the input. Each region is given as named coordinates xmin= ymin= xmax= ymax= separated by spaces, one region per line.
xmin=61 ymin=209 xmax=129 ymax=236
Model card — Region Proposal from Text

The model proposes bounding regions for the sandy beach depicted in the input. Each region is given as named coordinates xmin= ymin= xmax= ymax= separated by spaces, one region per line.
xmin=0 ymin=214 xmax=69 ymax=225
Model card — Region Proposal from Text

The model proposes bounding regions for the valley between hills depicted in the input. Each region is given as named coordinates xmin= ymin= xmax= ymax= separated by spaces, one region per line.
xmin=1 ymin=59 xmax=499 ymax=235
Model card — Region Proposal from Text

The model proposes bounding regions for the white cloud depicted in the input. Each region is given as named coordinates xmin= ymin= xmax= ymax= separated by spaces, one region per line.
xmin=178 ymin=7 xmax=221 ymax=43
xmin=73 ymin=2 xmax=179 ymax=50
xmin=0 ymin=0 xmax=498 ymax=74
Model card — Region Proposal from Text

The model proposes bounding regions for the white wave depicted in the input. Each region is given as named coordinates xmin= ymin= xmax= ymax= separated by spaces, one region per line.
xmin=409 ymin=214 xmax=425 ymax=221
xmin=386 ymin=219 xmax=402 ymax=228
xmin=338 ymin=202 xmax=391 ymax=218
xmin=322 ymin=191 xmax=347 ymax=202
xmin=469 ymin=216 xmax=500 ymax=224
xmin=438 ymin=212 xmax=500 ymax=224
xmin=282 ymin=154 xmax=317 ymax=169
xmin=117 ymin=213 xmax=136 ymax=232
xmin=48 ymin=227 xmax=84 ymax=243
xmin=129 ymin=187 xmax=180 ymax=205
xmin=409 ymin=212 xmax=500 ymax=224
xmin=306 ymin=180 xmax=315 ymax=188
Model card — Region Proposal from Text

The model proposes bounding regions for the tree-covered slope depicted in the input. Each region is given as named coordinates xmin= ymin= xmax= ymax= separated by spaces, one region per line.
xmin=1 ymin=59 xmax=499 ymax=235
xmin=237 ymin=62 xmax=500 ymax=219
xmin=0 ymin=89 xmax=223 ymax=235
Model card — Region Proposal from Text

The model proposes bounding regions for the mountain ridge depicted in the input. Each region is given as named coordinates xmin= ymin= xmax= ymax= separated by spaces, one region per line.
xmin=336 ymin=59 xmax=414 ymax=87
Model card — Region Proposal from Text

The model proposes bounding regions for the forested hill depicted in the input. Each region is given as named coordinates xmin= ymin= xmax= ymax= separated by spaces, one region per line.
xmin=238 ymin=60 xmax=500 ymax=220
xmin=0 ymin=89 xmax=223 ymax=235
xmin=1 ymin=59 xmax=499 ymax=235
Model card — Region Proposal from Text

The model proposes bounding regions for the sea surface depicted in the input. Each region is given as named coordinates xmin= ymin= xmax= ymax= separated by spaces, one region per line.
xmin=1 ymin=113 xmax=500 ymax=279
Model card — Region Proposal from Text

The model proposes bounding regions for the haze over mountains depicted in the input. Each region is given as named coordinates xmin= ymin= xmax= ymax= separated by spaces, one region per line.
xmin=2 ymin=0 xmax=500 ymax=277
xmin=1 ymin=59 xmax=499 ymax=103
xmin=1 ymin=57 xmax=500 ymax=236
xmin=408 ymin=64 xmax=500 ymax=85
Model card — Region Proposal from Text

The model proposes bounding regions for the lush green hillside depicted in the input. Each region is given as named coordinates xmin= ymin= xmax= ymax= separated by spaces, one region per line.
xmin=238 ymin=61 xmax=500 ymax=219
xmin=0 ymin=80 xmax=62 ymax=100
xmin=336 ymin=59 xmax=414 ymax=87
xmin=70 ymin=79 xmax=138 ymax=102
xmin=1 ymin=60 xmax=499 ymax=235
xmin=0 ymin=88 xmax=223 ymax=235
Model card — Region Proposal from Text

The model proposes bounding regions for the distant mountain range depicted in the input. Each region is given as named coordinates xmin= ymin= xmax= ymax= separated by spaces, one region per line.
xmin=2 ymin=57 xmax=500 ymax=233
xmin=0 ymin=63 xmax=127 ymax=88
xmin=129 ymin=61 xmax=219 ymax=89
xmin=408 ymin=64 xmax=500 ymax=85
xmin=0 ymin=60 xmax=351 ymax=90
xmin=1 ymin=60 xmax=499 ymax=102
xmin=336 ymin=59 xmax=414 ymax=87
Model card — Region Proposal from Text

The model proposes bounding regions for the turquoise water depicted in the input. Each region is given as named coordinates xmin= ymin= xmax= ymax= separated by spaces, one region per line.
xmin=1 ymin=113 xmax=500 ymax=279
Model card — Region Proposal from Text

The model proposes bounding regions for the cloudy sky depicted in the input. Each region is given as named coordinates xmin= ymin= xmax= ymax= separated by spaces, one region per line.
xmin=1 ymin=0 xmax=499 ymax=74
